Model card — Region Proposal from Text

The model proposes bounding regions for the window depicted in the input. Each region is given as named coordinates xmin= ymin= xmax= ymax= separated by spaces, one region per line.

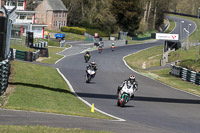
xmin=59 ymin=12 xmax=61 ymax=17
xmin=56 ymin=21 xmax=57 ymax=26
xmin=32 ymin=27 xmax=41 ymax=34
xmin=27 ymin=15 xmax=33 ymax=20
xmin=18 ymin=2 xmax=23 ymax=6
xmin=10 ymin=1 xmax=15 ymax=6
xmin=19 ymin=14 xmax=26 ymax=20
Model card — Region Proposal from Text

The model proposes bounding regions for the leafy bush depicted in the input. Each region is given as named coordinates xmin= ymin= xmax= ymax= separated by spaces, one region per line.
xmin=61 ymin=27 xmax=70 ymax=32
xmin=61 ymin=26 xmax=110 ymax=37
xmin=61 ymin=27 xmax=86 ymax=35
xmin=86 ymin=28 xmax=110 ymax=37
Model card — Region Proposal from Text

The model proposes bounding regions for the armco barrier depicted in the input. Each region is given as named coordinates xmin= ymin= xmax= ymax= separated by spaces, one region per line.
xmin=170 ymin=65 xmax=181 ymax=77
xmin=196 ymin=73 xmax=200 ymax=85
xmin=31 ymin=41 xmax=48 ymax=49
xmin=181 ymin=68 xmax=187 ymax=81
xmin=13 ymin=49 xmax=40 ymax=62
xmin=0 ymin=59 xmax=10 ymax=95
xmin=15 ymin=50 xmax=25 ymax=60
xmin=190 ymin=71 xmax=196 ymax=84
xmin=171 ymin=64 xmax=200 ymax=86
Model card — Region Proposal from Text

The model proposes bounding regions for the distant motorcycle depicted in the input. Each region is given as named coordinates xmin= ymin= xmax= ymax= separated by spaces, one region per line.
xmin=117 ymin=82 xmax=137 ymax=107
xmin=84 ymin=54 xmax=90 ymax=63
xmin=98 ymin=46 xmax=102 ymax=53
xmin=86 ymin=68 xmax=96 ymax=83
xmin=111 ymin=45 xmax=115 ymax=51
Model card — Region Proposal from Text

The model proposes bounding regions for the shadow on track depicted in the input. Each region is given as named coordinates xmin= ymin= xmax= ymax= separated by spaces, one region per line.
xmin=76 ymin=92 xmax=200 ymax=104
xmin=134 ymin=96 xmax=200 ymax=104
xmin=9 ymin=82 xmax=200 ymax=105
xmin=9 ymin=82 xmax=75 ymax=95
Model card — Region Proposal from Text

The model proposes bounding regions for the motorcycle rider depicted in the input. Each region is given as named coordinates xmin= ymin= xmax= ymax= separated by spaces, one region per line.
xmin=84 ymin=51 xmax=91 ymax=61
xmin=117 ymin=74 xmax=138 ymax=98
xmin=98 ymin=45 xmax=103 ymax=53
xmin=111 ymin=42 xmax=115 ymax=51
xmin=86 ymin=61 xmax=98 ymax=76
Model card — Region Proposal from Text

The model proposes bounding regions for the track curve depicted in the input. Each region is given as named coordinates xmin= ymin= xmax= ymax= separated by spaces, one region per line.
xmin=55 ymin=16 xmax=200 ymax=133
xmin=0 ymin=16 xmax=199 ymax=133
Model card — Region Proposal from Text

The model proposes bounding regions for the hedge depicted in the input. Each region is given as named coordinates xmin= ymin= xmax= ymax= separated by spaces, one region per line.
xmin=61 ymin=27 xmax=86 ymax=35
xmin=86 ymin=28 xmax=110 ymax=37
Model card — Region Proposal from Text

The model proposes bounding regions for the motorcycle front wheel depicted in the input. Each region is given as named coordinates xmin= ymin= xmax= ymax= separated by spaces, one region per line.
xmin=86 ymin=74 xmax=91 ymax=83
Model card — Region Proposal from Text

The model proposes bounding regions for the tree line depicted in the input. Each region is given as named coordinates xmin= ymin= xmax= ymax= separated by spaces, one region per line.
xmin=62 ymin=0 xmax=170 ymax=36
xmin=26 ymin=0 xmax=200 ymax=36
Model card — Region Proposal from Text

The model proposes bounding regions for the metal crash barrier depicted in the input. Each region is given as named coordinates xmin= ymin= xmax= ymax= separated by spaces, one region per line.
xmin=171 ymin=64 xmax=200 ymax=85
xmin=0 ymin=58 xmax=10 ymax=95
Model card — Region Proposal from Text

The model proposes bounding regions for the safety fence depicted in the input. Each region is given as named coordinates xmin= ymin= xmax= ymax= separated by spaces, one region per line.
xmin=31 ymin=41 xmax=48 ymax=49
xmin=12 ymin=49 xmax=40 ymax=62
xmin=170 ymin=65 xmax=200 ymax=85
xmin=0 ymin=58 xmax=10 ymax=95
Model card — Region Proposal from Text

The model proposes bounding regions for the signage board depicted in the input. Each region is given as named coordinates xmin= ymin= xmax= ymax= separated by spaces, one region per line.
xmin=156 ymin=33 xmax=179 ymax=41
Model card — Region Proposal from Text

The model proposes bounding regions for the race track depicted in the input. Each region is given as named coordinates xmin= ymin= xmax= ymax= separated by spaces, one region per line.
xmin=0 ymin=16 xmax=200 ymax=133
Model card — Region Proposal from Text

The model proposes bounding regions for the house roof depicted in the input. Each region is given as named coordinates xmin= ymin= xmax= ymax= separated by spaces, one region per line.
xmin=47 ymin=0 xmax=67 ymax=11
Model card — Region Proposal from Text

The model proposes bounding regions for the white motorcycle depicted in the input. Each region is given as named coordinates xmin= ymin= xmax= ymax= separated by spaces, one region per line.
xmin=86 ymin=68 xmax=96 ymax=83
xmin=117 ymin=82 xmax=137 ymax=107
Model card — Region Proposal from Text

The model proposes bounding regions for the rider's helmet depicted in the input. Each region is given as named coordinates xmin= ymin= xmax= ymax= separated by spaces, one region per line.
xmin=90 ymin=61 xmax=96 ymax=69
xmin=129 ymin=74 xmax=135 ymax=84
xmin=86 ymin=51 xmax=90 ymax=55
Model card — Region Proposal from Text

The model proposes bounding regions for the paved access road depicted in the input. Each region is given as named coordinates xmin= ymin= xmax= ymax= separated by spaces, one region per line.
xmin=0 ymin=16 xmax=199 ymax=133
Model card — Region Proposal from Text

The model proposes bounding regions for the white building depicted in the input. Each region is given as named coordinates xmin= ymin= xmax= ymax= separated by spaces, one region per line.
xmin=2 ymin=0 xmax=47 ymax=38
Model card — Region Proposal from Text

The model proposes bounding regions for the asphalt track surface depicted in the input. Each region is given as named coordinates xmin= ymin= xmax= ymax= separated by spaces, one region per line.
xmin=0 ymin=16 xmax=200 ymax=133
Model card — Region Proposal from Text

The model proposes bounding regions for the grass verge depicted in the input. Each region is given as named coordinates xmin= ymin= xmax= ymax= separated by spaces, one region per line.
xmin=39 ymin=46 xmax=70 ymax=64
xmin=125 ymin=45 xmax=163 ymax=69
xmin=168 ymin=46 xmax=200 ymax=72
xmin=4 ymin=61 xmax=114 ymax=120
xmin=125 ymin=45 xmax=200 ymax=96
xmin=165 ymin=19 xmax=176 ymax=33
xmin=140 ymin=68 xmax=200 ymax=96
xmin=0 ymin=125 xmax=114 ymax=133
xmin=11 ymin=41 xmax=70 ymax=64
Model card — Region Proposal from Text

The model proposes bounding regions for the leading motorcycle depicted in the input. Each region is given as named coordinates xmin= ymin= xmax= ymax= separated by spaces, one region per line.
xmin=117 ymin=82 xmax=137 ymax=107
xmin=84 ymin=54 xmax=90 ymax=63
xmin=86 ymin=68 xmax=96 ymax=83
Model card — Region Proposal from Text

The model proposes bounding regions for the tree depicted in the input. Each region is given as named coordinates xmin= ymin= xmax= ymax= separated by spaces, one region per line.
xmin=138 ymin=0 xmax=169 ymax=32
xmin=26 ymin=0 xmax=42 ymax=11
xmin=62 ymin=0 xmax=116 ymax=34
xmin=112 ymin=0 xmax=142 ymax=36
xmin=62 ymin=0 xmax=82 ymax=26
